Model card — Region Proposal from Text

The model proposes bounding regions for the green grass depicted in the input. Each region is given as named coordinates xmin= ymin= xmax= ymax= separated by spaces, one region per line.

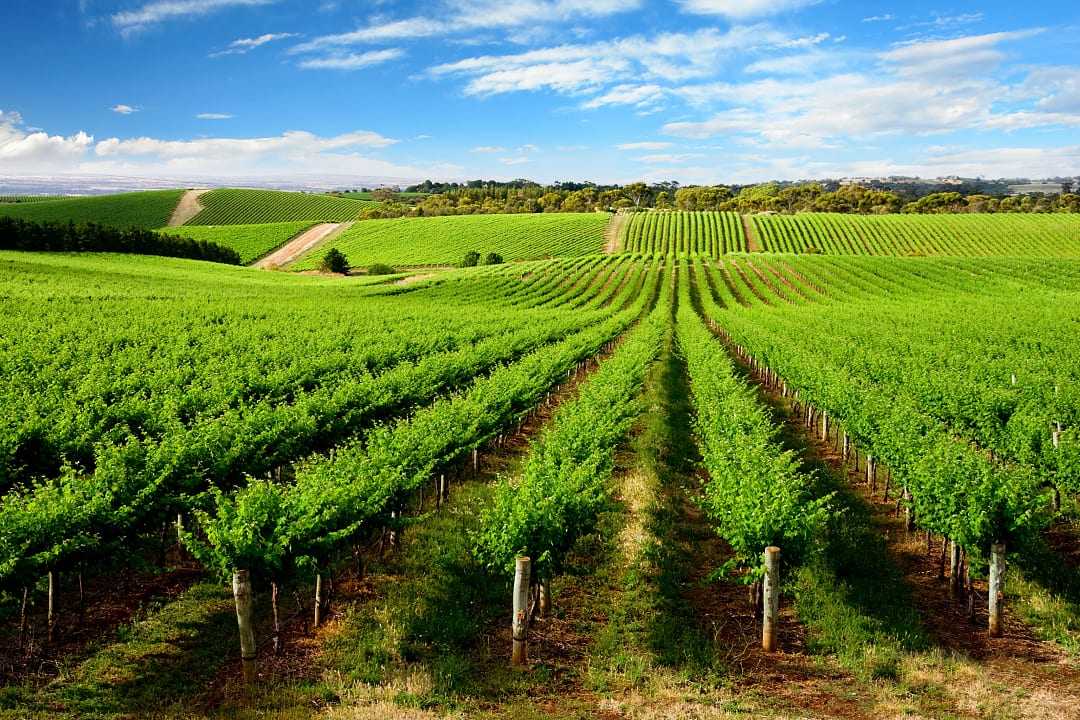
xmin=290 ymin=213 xmax=610 ymax=268
xmin=158 ymin=221 xmax=313 ymax=264
xmin=0 ymin=190 xmax=184 ymax=228
xmin=186 ymin=189 xmax=376 ymax=225
xmin=621 ymin=211 xmax=747 ymax=256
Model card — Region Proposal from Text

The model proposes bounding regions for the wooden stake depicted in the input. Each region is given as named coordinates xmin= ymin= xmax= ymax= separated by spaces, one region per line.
xmin=820 ymin=411 xmax=828 ymax=442
xmin=47 ymin=571 xmax=56 ymax=644
xmin=762 ymin=547 xmax=780 ymax=652
xmin=512 ymin=557 xmax=531 ymax=666
xmin=539 ymin=581 xmax=551 ymax=619
xmin=314 ymin=573 xmax=323 ymax=629
xmin=949 ymin=542 xmax=961 ymax=595
xmin=271 ymin=581 xmax=282 ymax=654
xmin=19 ymin=586 xmax=28 ymax=649
xmin=473 ymin=448 xmax=479 ymax=473
xmin=989 ymin=543 xmax=1005 ymax=637
xmin=232 ymin=570 xmax=257 ymax=684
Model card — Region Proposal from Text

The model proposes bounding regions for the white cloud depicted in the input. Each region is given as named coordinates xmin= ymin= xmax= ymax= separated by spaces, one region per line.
xmin=111 ymin=104 xmax=138 ymax=114
xmin=582 ymin=83 xmax=665 ymax=109
xmin=112 ymin=0 xmax=277 ymax=34
xmin=297 ymin=48 xmax=404 ymax=70
xmin=862 ymin=14 xmax=894 ymax=23
xmin=291 ymin=0 xmax=640 ymax=54
xmin=470 ymin=145 xmax=507 ymax=153
xmin=881 ymin=30 xmax=1043 ymax=78
xmin=616 ymin=141 xmax=673 ymax=150
xmin=210 ymin=32 xmax=299 ymax=57
xmin=499 ymin=156 xmax=531 ymax=165
xmin=0 ymin=111 xmax=94 ymax=173
xmin=676 ymin=0 xmax=820 ymax=20
xmin=636 ymin=153 xmax=705 ymax=163
xmin=196 ymin=113 xmax=234 ymax=120
xmin=428 ymin=26 xmax=821 ymax=96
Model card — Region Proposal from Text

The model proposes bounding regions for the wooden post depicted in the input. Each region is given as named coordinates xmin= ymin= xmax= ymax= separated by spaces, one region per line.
xmin=989 ymin=543 xmax=1005 ymax=638
xmin=19 ymin=586 xmax=28 ymax=648
xmin=313 ymin=573 xmax=323 ymax=629
xmin=866 ymin=456 xmax=875 ymax=491
xmin=842 ymin=433 xmax=850 ymax=461
xmin=512 ymin=557 xmax=531 ymax=666
xmin=762 ymin=547 xmax=780 ymax=653
xmin=539 ymin=581 xmax=551 ymax=619
xmin=271 ymin=581 xmax=282 ymax=655
xmin=473 ymin=448 xmax=479 ymax=474
xmin=937 ymin=537 xmax=947 ymax=579
xmin=232 ymin=570 xmax=257 ymax=684
xmin=47 ymin=571 xmax=56 ymax=644
xmin=904 ymin=488 xmax=915 ymax=531
xmin=820 ymin=411 xmax=828 ymax=442
xmin=949 ymin=541 xmax=961 ymax=595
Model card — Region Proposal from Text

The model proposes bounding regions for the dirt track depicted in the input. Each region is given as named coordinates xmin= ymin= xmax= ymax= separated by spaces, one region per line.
xmin=254 ymin=222 xmax=344 ymax=269
xmin=604 ymin=212 xmax=628 ymax=253
xmin=167 ymin=189 xmax=210 ymax=227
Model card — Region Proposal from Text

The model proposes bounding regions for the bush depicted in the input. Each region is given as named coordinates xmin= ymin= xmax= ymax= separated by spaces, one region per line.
xmin=0 ymin=217 xmax=241 ymax=264
xmin=461 ymin=250 xmax=480 ymax=267
xmin=366 ymin=263 xmax=396 ymax=275
xmin=484 ymin=252 xmax=504 ymax=265
xmin=321 ymin=248 xmax=350 ymax=274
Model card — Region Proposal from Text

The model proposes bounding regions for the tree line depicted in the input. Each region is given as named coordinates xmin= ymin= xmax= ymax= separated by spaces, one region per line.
xmin=0 ymin=217 xmax=242 ymax=264
xmin=353 ymin=180 xmax=1080 ymax=219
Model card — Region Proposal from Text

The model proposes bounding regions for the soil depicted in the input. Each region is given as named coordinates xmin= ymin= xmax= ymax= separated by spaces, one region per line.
xmin=167 ymin=188 xmax=210 ymax=227
xmin=394 ymin=273 xmax=436 ymax=286
xmin=253 ymin=222 xmax=343 ymax=269
xmin=740 ymin=214 xmax=760 ymax=252
xmin=604 ymin=213 xmax=629 ymax=254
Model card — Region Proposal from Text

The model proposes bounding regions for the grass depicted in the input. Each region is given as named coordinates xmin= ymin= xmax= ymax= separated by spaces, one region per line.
xmin=158 ymin=221 xmax=314 ymax=264
xmin=186 ymin=189 xmax=376 ymax=225
xmin=289 ymin=213 xmax=610 ymax=269
xmin=0 ymin=190 xmax=184 ymax=228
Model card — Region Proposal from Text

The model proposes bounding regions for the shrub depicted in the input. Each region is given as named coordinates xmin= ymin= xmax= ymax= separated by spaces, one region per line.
xmin=462 ymin=250 xmax=480 ymax=267
xmin=366 ymin=263 xmax=396 ymax=275
xmin=321 ymin=248 xmax=350 ymax=274
xmin=484 ymin=252 xmax=504 ymax=265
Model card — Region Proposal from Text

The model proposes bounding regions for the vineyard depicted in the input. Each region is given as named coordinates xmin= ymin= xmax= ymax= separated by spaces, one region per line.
xmin=616 ymin=210 xmax=1080 ymax=257
xmin=184 ymin=189 xmax=377 ymax=225
xmin=619 ymin=210 xmax=747 ymax=255
xmin=289 ymin=212 xmax=610 ymax=268
xmin=159 ymin=221 xmax=314 ymax=264
xmin=1 ymin=228 xmax=1079 ymax=719
xmin=0 ymin=190 xmax=185 ymax=228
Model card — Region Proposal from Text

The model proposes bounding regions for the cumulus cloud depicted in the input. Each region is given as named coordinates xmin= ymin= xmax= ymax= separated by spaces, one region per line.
xmin=0 ymin=111 xmax=94 ymax=173
xmin=112 ymin=0 xmax=277 ymax=35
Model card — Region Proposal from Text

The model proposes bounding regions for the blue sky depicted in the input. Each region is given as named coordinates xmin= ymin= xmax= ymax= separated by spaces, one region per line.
xmin=1 ymin=0 xmax=1078 ymax=186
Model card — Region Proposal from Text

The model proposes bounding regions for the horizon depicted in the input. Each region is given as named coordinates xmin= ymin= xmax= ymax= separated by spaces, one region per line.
xmin=2 ymin=1 xmax=1078 ymax=190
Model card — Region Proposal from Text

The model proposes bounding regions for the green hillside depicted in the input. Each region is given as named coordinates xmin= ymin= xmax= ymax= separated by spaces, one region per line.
xmin=161 ymin=222 xmax=313 ymax=264
xmin=0 ymin=190 xmax=184 ymax=228
xmin=185 ymin=189 xmax=377 ymax=225
xmin=290 ymin=212 xmax=610 ymax=268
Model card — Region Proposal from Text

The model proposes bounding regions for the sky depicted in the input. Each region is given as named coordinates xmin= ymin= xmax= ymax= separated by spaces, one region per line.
xmin=1 ymin=0 xmax=1078 ymax=187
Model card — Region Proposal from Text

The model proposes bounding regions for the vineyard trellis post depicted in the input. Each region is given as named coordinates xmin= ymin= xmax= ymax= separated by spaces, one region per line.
xmin=762 ymin=547 xmax=780 ymax=652
xmin=512 ymin=556 xmax=531 ymax=666
xmin=232 ymin=570 xmax=257 ymax=684
xmin=989 ymin=543 xmax=1006 ymax=637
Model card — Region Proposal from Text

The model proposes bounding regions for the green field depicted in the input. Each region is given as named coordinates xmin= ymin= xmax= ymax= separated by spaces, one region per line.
xmin=291 ymin=212 xmax=610 ymax=268
xmin=159 ymin=222 xmax=313 ymax=264
xmin=0 ymin=195 xmax=67 ymax=203
xmin=751 ymin=212 xmax=1080 ymax=255
xmin=0 ymin=190 xmax=184 ymax=228
xmin=185 ymin=189 xmax=377 ymax=225
xmin=620 ymin=211 xmax=747 ymax=254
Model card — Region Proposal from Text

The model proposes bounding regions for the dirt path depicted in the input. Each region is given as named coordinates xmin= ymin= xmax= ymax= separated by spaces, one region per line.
xmin=167 ymin=188 xmax=210 ymax=227
xmin=604 ymin=212 xmax=629 ymax=254
xmin=740 ymin=214 xmax=761 ymax=252
xmin=254 ymin=222 xmax=344 ymax=269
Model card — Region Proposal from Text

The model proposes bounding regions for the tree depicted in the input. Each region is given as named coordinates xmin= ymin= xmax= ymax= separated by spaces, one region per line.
xmin=462 ymin=250 xmax=481 ymax=267
xmin=484 ymin=252 xmax=504 ymax=265
xmin=320 ymin=248 xmax=350 ymax=274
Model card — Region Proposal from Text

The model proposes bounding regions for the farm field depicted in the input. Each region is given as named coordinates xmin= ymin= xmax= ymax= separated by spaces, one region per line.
xmin=157 ymin=221 xmax=314 ymax=264
xmin=618 ymin=210 xmax=1080 ymax=257
xmin=184 ymin=189 xmax=378 ymax=225
xmin=0 ymin=233 xmax=1079 ymax=719
xmin=290 ymin=211 xmax=610 ymax=268
xmin=0 ymin=190 xmax=184 ymax=228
